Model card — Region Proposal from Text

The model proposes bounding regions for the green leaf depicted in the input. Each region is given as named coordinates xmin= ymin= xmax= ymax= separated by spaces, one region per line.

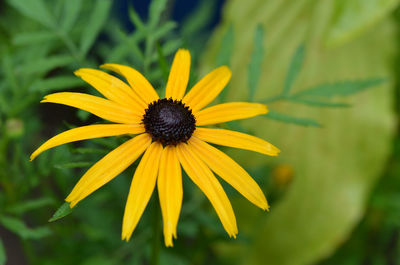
xmin=79 ymin=0 xmax=112 ymax=57
xmin=30 ymin=76 xmax=84 ymax=92
xmin=152 ymin=21 xmax=177 ymax=41
xmin=106 ymin=30 xmax=145 ymax=62
xmin=326 ymin=0 xmax=400 ymax=47
xmin=282 ymin=44 xmax=305 ymax=95
xmin=148 ymin=0 xmax=168 ymax=29
xmin=0 ymin=216 xmax=51 ymax=239
xmin=54 ymin=161 xmax=93 ymax=169
xmin=72 ymin=147 xmax=108 ymax=155
xmin=6 ymin=197 xmax=54 ymax=214
xmin=288 ymin=97 xmax=351 ymax=108
xmin=6 ymin=0 xmax=55 ymax=28
xmin=128 ymin=4 xmax=146 ymax=31
xmin=13 ymin=31 xmax=56 ymax=46
xmin=61 ymin=0 xmax=82 ymax=32
xmin=0 ymin=238 xmax=6 ymax=265
xmin=18 ymin=55 xmax=75 ymax=75
xmin=156 ymin=42 xmax=170 ymax=83
xmin=202 ymin=1 xmax=396 ymax=265
xmin=215 ymin=24 xmax=234 ymax=67
xmin=248 ymin=25 xmax=265 ymax=101
xmin=266 ymin=110 xmax=321 ymax=127
xmin=161 ymin=39 xmax=184 ymax=56
xmin=293 ymin=78 xmax=387 ymax=98
xmin=49 ymin=202 xmax=73 ymax=222
xmin=182 ymin=0 xmax=216 ymax=36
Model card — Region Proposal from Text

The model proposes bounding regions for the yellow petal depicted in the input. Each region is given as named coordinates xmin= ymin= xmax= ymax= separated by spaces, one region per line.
xmin=42 ymin=92 xmax=142 ymax=124
xmin=157 ymin=146 xmax=182 ymax=247
xmin=74 ymin=68 xmax=147 ymax=111
xmin=195 ymin=102 xmax=268 ymax=126
xmin=122 ymin=141 xmax=163 ymax=241
xmin=176 ymin=143 xmax=238 ymax=237
xmin=194 ymin=127 xmax=280 ymax=156
xmin=189 ymin=137 xmax=269 ymax=210
xmin=165 ymin=49 xmax=191 ymax=100
xmin=66 ymin=133 xmax=152 ymax=207
xmin=100 ymin=63 xmax=159 ymax=104
xmin=30 ymin=124 xmax=145 ymax=161
xmin=182 ymin=66 xmax=231 ymax=112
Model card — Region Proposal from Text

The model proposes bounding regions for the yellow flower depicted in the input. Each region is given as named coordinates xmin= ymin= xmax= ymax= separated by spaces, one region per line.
xmin=31 ymin=49 xmax=280 ymax=246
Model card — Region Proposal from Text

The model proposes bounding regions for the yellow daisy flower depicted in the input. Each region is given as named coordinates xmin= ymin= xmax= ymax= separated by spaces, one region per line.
xmin=31 ymin=49 xmax=280 ymax=246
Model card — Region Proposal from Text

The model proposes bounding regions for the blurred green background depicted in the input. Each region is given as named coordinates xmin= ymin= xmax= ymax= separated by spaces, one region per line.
xmin=0 ymin=0 xmax=399 ymax=264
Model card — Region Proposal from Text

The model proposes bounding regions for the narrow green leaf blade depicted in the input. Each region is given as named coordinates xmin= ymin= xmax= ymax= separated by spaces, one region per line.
xmin=266 ymin=110 xmax=321 ymax=127
xmin=18 ymin=55 xmax=75 ymax=75
xmin=6 ymin=0 xmax=55 ymax=28
xmin=156 ymin=42 xmax=170 ymax=83
xmin=148 ymin=0 xmax=168 ymax=29
xmin=152 ymin=21 xmax=177 ymax=41
xmin=13 ymin=31 xmax=56 ymax=46
xmin=288 ymin=97 xmax=351 ymax=108
xmin=79 ymin=0 xmax=112 ymax=57
xmin=30 ymin=76 xmax=84 ymax=92
xmin=294 ymin=78 xmax=387 ymax=98
xmin=6 ymin=198 xmax=55 ymax=214
xmin=49 ymin=202 xmax=73 ymax=222
xmin=283 ymin=44 xmax=305 ymax=95
xmin=216 ymin=24 xmax=234 ymax=67
xmin=0 ymin=238 xmax=6 ymax=265
xmin=128 ymin=4 xmax=146 ymax=31
xmin=0 ymin=216 xmax=51 ymax=239
xmin=61 ymin=0 xmax=82 ymax=32
xmin=182 ymin=0 xmax=216 ymax=36
xmin=248 ymin=25 xmax=265 ymax=101
xmin=54 ymin=161 xmax=93 ymax=169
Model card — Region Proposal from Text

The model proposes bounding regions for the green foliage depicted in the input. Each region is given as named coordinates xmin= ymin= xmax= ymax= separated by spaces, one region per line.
xmin=48 ymin=202 xmax=73 ymax=222
xmin=6 ymin=0 xmax=55 ymax=29
xmin=248 ymin=25 xmax=265 ymax=102
xmin=259 ymin=44 xmax=385 ymax=127
xmin=79 ymin=0 xmax=111 ymax=57
xmin=266 ymin=110 xmax=321 ymax=127
xmin=202 ymin=1 xmax=397 ymax=265
xmin=0 ymin=216 xmax=51 ymax=239
xmin=293 ymin=78 xmax=387 ymax=98
xmin=0 ymin=0 xmax=399 ymax=265
xmin=216 ymin=24 xmax=234 ymax=67
xmin=282 ymin=44 xmax=305 ymax=96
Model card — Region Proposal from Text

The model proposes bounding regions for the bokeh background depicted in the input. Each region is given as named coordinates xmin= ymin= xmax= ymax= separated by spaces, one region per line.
xmin=0 ymin=0 xmax=399 ymax=264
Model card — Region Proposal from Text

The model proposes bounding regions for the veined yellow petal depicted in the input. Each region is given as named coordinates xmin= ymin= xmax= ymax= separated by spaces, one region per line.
xmin=100 ymin=64 xmax=159 ymax=104
xmin=165 ymin=49 xmax=190 ymax=100
xmin=176 ymin=143 xmax=238 ymax=237
xmin=195 ymin=102 xmax=268 ymax=126
xmin=30 ymin=124 xmax=145 ymax=161
xmin=42 ymin=92 xmax=142 ymax=124
xmin=189 ymin=137 xmax=269 ymax=210
xmin=74 ymin=68 xmax=147 ymax=111
xmin=194 ymin=127 xmax=280 ymax=156
xmin=157 ymin=146 xmax=182 ymax=247
xmin=182 ymin=66 xmax=231 ymax=112
xmin=122 ymin=141 xmax=163 ymax=241
xmin=66 ymin=134 xmax=152 ymax=207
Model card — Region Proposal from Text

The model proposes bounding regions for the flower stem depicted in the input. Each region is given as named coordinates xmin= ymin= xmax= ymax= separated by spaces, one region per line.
xmin=151 ymin=195 xmax=161 ymax=265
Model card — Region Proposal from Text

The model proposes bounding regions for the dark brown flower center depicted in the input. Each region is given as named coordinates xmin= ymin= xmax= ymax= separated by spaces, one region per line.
xmin=142 ymin=98 xmax=196 ymax=146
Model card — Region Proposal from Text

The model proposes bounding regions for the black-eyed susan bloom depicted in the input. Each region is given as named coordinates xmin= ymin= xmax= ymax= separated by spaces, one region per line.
xmin=31 ymin=49 xmax=280 ymax=246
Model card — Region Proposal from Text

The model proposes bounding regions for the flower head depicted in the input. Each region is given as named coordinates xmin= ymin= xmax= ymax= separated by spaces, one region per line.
xmin=31 ymin=49 xmax=280 ymax=246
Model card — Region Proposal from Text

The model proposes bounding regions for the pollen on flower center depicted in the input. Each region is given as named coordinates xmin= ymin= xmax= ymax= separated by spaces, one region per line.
xmin=142 ymin=98 xmax=196 ymax=146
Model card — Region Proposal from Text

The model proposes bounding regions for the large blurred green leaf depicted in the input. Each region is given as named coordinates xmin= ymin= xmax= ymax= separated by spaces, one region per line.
xmin=327 ymin=0 xmax=400 ymax=47
xmin=202 ymin=0 xmax=397 ymax=265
